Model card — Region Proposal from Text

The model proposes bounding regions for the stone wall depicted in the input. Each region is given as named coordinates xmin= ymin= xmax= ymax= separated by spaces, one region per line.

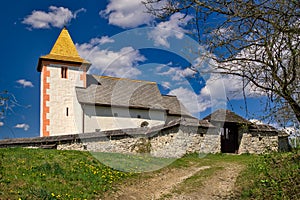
xmin=238 ymin=132 xmax=278 ymax=154
xmin=45 ymin=126 xmax=284 ymax=156
xmin=57 ymin=143 xmax=87 ymax=151
xmin=199 ymin=134 xmax=221 ymax=154
xmin=58 ymin=125 xmax=212 ymax=158
xmin=150 ymin=126 xmax=205 ymax=158
xmin=1 ymin=121 xmax=287 ymax=157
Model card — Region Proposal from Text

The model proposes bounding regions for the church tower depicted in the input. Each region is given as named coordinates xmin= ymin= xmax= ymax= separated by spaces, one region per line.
xmin=37 ymin=28 xmax=91 ymax=137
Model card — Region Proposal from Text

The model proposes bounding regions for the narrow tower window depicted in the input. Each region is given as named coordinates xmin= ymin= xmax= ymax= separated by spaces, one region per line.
xmin=66 ymin=107 xmax=69 ymax=116
xmin=61 ymin=67 xmax=68 ymax=79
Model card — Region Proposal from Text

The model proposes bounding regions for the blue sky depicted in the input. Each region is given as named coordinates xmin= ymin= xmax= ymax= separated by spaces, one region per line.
xmin=0 ymin=0 xmax=265 ymax=139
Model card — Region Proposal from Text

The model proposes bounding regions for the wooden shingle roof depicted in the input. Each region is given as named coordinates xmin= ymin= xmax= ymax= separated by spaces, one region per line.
xmin=76 ymin=75 xmax=165 ymax=110
xmin=37 ymin=27 xmax=90 ymax=71
xmin=162 ymin=95 xmax=192 ymax=117
xmin=203 ymin=109 xmax=250 ymax=124
xmin=76 ymin=75 xmax=193 ymax=116
xmin=249 ymin=123 xmax=278 ymax=132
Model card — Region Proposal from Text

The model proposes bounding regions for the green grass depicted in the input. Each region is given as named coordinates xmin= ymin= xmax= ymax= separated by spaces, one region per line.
xmin=169 ymin=152 xmax=254 ymax=167
xmin=236 ymin=149 xmax=300 ymax=199
xmin=0 ymin=148 xmax=132 ymax=199
xmin=1 ymin=148 xmax=298 ymax=200
xmin=0 ymin=149 xmax=254 ymax=199
xmin=91 ymin=152 xmax=176 ymax=173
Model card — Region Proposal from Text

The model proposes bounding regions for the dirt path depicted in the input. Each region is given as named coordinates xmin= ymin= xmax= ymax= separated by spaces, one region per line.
xmin=168 ymin=163 xmax=244 ymax=200
xmin=105 ymin=163 xmax=243 ymax=200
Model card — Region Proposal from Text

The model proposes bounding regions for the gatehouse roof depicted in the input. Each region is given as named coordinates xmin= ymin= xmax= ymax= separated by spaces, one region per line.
xmin=203 ymin=109 xmax=250 ymax=124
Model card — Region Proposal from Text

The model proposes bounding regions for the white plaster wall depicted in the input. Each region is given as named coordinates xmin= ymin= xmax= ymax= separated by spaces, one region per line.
xmin=40 ymin=68 xmax=45 ymax=137
xmin=83 ymin=105 xmax=166 ymax=132
xmin=46 ymin=65 xmax=84 ymax=136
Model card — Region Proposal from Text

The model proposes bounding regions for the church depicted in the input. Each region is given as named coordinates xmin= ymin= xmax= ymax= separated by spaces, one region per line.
xmin=37 ymin=28 xmax=193 ymax=137
xmin=0 ymin=28 xmax=291 ymax=156
xmin=30 ymin=27 xmax=289 ymax=156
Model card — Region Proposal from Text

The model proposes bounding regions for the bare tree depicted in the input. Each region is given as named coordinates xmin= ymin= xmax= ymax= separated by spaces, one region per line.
xmin=0 ymin=91 xmax=18 ymax=118
xmin=0 ymin=91 xmax=21 ymax=134
xmin=144 ymin=0 xmax=300 ymax=124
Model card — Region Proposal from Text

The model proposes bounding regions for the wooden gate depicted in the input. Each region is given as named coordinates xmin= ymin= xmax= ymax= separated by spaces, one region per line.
xmin=220 ymin=125 xmax=238 ymax=153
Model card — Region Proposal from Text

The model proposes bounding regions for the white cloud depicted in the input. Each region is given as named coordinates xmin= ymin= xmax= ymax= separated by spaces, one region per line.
xmin=77 ymin=40 xmax=145 ymax=78
xmin=194 ymin=53 xmax=264 ymax=107
xmin=156 ymin=64 xmax=197 ymax=82
xmin=100 ymin=0 xmax=154 ymax=28
xmin=22 ymin=6 xmax=86 ymax=29
xmin=14 ymin=123 xmax=30 ymax=131
xmin=90 ymin=36 xmax=115 ymax=45
xmin=212 ymin=26 xmax=234 ymax=40
xmin=200 ymin=72 xmax=264 ymax=102
xmin=249 ymin=119 xmax=264 ymax=125
xmin=16 ymin=79 xmax=34 ymax=88
xmin=155 ymin=62 xmax=172 ymax=72
xmin=155 ymin=58 xmax=260 ymax=113
xmin=168 ymin=87 xmax=212 ymax=115
xmin=148 ymin=13 xmax=193 ymax=48
xmin=0 ymin=122 xmax=4 ymax=126
xmin=161 ymin=81 xmax=171 ymax=89
xmin=156 ymin=63 xmax=219 ymax=113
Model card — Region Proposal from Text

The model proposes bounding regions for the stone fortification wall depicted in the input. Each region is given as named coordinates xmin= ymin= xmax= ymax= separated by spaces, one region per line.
xmin=57 ymin=125 xmax=216 ymax=158
xmin=149 ymin=126 xmax=206 ymax=158
xmin=0 ymin=122 xmax=285 ymax=157
xmin=238 ymin=132 xmax=278 ymax=154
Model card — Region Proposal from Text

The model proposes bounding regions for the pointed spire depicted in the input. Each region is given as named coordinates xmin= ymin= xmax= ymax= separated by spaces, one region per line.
xmin=37 ymin=27 xmax=90 ymax=71
xmin=49 ymin=27 xmax=81 ymax=58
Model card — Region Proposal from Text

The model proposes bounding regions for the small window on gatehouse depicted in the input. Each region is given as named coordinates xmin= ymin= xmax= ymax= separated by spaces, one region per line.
xmin=61 ymin=67 xmax=68 ymax=79
xmin=66 ymin=107 xmax=69 ymax=116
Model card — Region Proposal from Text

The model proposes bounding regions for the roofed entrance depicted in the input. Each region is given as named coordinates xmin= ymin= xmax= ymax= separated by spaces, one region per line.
xmin=220 ymin=123 xmax=239 ymax=153
xmin=204 ymin=109 xmax=251 ymax=154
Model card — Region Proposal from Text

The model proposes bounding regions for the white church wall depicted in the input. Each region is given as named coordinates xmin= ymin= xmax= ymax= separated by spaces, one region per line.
xmin=46 ymin=65 xmax=84 ymax=136
xmin=40 ymin=66 xmax=45 ymax=137
xmin=83 ymin=105 xmax=166 ymax=132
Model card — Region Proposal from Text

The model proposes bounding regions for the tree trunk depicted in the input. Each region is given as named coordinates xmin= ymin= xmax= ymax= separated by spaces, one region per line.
xmin=284 ymin=94 xmax=300 ymax=124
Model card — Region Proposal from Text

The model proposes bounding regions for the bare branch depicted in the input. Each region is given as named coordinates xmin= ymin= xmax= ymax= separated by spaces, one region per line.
xmin=144 ymin=0 xmax=300 ymax=123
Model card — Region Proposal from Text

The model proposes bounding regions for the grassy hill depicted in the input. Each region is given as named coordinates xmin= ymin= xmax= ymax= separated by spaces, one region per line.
xmin=237 ymin=149 xmax=300 ymax=199
xmin=0 ymin=148 xmax=299 ymax=199
xmin=0 ymin=148 xmax=132 ymax=199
